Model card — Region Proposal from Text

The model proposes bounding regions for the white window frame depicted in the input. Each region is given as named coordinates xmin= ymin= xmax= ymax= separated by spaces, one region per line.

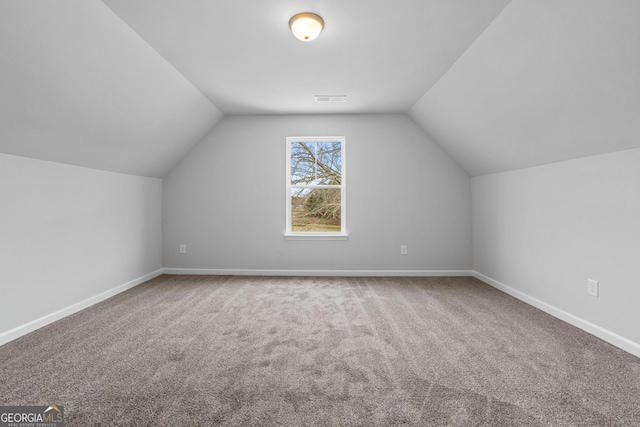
xmin=285 ymin=136 xmax=347 ymax=240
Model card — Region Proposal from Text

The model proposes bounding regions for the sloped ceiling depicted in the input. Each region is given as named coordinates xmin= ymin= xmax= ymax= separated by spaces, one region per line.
xmin=2 ymin=0 xmax=638 ymax=178
xmin=409 ymin=0 xmax=640 ymax=176
xmin=0 ymin=0 xmax=508 ymax=177
xmin=0 ymin=0 xmax=222 ymax=178
xmin=102 ymin=0 xmax=510 ymax=115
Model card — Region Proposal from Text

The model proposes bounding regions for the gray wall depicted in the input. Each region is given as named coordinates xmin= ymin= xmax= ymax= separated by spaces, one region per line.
xmin=0 ymin=153 xmax=162 ymax=337
xmin=163 ymin=114 xmax=472 ymax=272
xmin=473 ymin=148 xmax=640 ymax=346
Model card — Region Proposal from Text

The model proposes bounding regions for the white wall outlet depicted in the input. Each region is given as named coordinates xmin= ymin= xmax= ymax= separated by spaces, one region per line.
xmin=179 ymin=244 xmax=187 ymax=254
xmin=401 ymin=245 xmax=408 ymax=255
xmin=587 ymin=279 xmax=598 ymax=297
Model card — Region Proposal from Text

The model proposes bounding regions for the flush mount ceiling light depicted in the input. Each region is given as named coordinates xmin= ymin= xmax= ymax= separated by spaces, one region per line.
xmin=289 ymin=12 xmax=324 ymax=42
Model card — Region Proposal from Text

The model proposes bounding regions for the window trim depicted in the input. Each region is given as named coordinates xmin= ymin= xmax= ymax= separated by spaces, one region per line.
xmin=285 ymin=136 xmax=347 ymax=239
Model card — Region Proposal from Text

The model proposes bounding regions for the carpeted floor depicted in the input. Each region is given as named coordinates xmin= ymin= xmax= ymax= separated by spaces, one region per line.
xmin=1 ymin=275 xmax=639 ymax=426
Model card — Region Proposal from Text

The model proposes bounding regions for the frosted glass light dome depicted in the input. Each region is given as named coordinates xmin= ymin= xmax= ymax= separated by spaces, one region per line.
xmin=289 ymin=13 xmax=324 ymax=42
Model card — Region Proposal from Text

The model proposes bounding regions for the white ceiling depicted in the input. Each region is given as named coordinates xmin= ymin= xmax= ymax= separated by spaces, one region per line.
xmin=102 ymin=0 xmax=510 ymax=115
xmin=0 ymin=0 xmax=221 ymax=177
xmin=1 ymin=0 xmax=639 ymax=178
xmin=410 ymin=0 xmax=640 ymax=176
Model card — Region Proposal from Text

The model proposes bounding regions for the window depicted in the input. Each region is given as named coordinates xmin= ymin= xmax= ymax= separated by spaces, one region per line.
xmin=286 ymin=137 xmax=346 ymax=239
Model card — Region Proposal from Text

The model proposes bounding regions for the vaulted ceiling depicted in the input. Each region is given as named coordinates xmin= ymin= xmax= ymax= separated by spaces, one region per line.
xmin=410 ymin=0 xmax=640 ymax=176
xmin=1 ymin=0 xmax=638 ymax=177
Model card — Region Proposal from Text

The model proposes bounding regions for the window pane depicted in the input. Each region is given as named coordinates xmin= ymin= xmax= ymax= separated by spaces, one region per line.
xmin=290 ymin=141 xmax=315 ymax=185
xmin=291 ymin=188 xmax=341 ymax=232
xmin=315 ymin=141 xmax=342 ymax=185
xmin=290 ymin=140 xmax=342 ymax=185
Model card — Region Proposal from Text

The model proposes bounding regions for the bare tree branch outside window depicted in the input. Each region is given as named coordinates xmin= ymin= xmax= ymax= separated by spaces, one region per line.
xmin=288 ymin=140 xmax=343 ymax=233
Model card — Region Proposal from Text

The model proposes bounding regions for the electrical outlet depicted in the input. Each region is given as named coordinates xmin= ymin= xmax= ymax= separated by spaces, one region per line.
xmin=401 ymin=245 xmax=408 ymax=255
xmin=587 ymin=279 xmax=598 ymax=297
xmin=179 ymin=244 xmax=187 ymax=254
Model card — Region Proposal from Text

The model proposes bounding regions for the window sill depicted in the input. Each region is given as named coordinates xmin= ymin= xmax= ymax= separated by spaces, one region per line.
xmin=284 ymin=233 xmax=348 ymax=241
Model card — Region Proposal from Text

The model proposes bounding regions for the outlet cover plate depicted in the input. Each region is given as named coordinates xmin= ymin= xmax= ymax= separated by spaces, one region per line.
xmin=587 ymin=279 xmax=598 ymax=297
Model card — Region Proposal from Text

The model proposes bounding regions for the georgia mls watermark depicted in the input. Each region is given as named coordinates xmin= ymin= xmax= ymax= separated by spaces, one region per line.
xmin=0 ymin=406 xmax=64 ymax=427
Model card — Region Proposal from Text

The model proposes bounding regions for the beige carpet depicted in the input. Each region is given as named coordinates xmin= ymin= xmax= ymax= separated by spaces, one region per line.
xmin=1 ymin=275 xmax=639 ymax=426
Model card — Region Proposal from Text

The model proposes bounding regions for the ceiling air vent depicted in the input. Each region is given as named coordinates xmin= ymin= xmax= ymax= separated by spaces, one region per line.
xmin=315 ymin=95 xmax=346 ymax=102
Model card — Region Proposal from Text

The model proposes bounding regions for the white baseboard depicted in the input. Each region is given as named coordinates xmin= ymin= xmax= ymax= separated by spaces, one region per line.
xmin=163 ymin=268 xmax=473 ymax=277
xmin=0 ymin=269 xmax=163 ymax=346
xmin=472 ymin=271 xmax=640 ymax=358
